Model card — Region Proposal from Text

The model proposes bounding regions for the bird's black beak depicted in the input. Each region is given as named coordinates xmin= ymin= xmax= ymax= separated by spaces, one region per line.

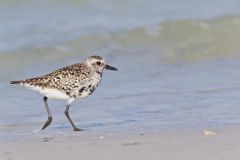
xmin=105 ymin=64 xmax=118 ymax=71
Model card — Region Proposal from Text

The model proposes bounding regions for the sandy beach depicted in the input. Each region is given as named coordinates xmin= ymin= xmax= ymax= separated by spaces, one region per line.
xmin=1 ymin=128 xmax=240 ymax=160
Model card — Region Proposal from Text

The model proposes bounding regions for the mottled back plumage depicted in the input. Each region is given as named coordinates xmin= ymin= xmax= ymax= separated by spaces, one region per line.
xmin=11 ymin=62 xmax=98 ymax=100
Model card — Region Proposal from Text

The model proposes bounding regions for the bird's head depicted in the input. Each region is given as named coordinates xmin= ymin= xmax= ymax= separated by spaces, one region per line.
xmin=86 ymin=55 xmax=118 ymax=72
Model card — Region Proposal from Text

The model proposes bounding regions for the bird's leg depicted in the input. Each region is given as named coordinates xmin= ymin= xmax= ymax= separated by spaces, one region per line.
xmin=42 ymin=96 xmax=53 ymax=130
xmin=64 ymin=103 xmax=82 ymax=131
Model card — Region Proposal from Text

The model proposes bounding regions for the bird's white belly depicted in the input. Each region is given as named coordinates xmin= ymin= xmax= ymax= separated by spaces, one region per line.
xmin=28 ymin=85 xmax=69 ymax=99
xmin=39 ymin=88 xmax=69 ymax=99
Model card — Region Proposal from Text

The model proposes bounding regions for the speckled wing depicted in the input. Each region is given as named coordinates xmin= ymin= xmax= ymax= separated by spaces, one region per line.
xmin=45 ymin=63 xmax=91 ymax=92
xmin=11 ymin=63 xmax=91 ymax=92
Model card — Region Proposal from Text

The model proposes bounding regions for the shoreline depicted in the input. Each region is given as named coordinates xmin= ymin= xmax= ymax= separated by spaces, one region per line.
xmin=1 ymin=127 xmax=240 ymax=160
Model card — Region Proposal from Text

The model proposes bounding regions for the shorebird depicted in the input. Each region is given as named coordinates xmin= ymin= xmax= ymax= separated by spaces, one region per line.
xmin=10 ymin=55 xmax=117 ymax=131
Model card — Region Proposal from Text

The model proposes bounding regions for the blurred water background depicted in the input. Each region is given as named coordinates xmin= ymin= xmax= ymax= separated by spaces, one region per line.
xmin=1 ymin=0 xmax=240 ymax=141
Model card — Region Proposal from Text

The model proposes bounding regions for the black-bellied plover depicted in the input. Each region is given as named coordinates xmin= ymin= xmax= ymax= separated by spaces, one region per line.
xmin=10 ymin=55 xmax=118 ymax=131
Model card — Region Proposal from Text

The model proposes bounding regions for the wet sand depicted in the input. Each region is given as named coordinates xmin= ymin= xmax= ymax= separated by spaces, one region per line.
xmin=1 ymin=128 xmax=240 ymax=160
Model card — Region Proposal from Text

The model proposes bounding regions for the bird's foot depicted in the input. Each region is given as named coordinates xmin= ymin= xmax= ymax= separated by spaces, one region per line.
xmin=42 ymin=117 xmax=52 ymax=130
xmin=73 ymin=127 xmax=83 ymax=131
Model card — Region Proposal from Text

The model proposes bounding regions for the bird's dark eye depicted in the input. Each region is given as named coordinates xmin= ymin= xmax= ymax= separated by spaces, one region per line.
xmin=96 ymin=61 xmax=101 ymax=65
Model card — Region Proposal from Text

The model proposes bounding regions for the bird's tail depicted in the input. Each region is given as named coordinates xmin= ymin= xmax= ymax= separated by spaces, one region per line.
xmin=10 ymin=80 xmax=25 ymax=85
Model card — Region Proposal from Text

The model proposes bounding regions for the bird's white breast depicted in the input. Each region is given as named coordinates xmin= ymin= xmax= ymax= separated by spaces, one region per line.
xmin=76 ymin=72 xmax=102 ymax=98
xmin=91 ymin=72 xmax=102 ymax=86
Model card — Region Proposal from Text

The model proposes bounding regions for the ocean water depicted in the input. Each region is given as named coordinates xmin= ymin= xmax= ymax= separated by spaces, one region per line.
xmin=1 ymin=0 xmax=240 ymax=141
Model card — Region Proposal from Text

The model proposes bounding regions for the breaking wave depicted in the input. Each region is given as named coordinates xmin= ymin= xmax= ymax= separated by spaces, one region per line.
xmin=1 ymin=16 xmax=240 ymax=73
